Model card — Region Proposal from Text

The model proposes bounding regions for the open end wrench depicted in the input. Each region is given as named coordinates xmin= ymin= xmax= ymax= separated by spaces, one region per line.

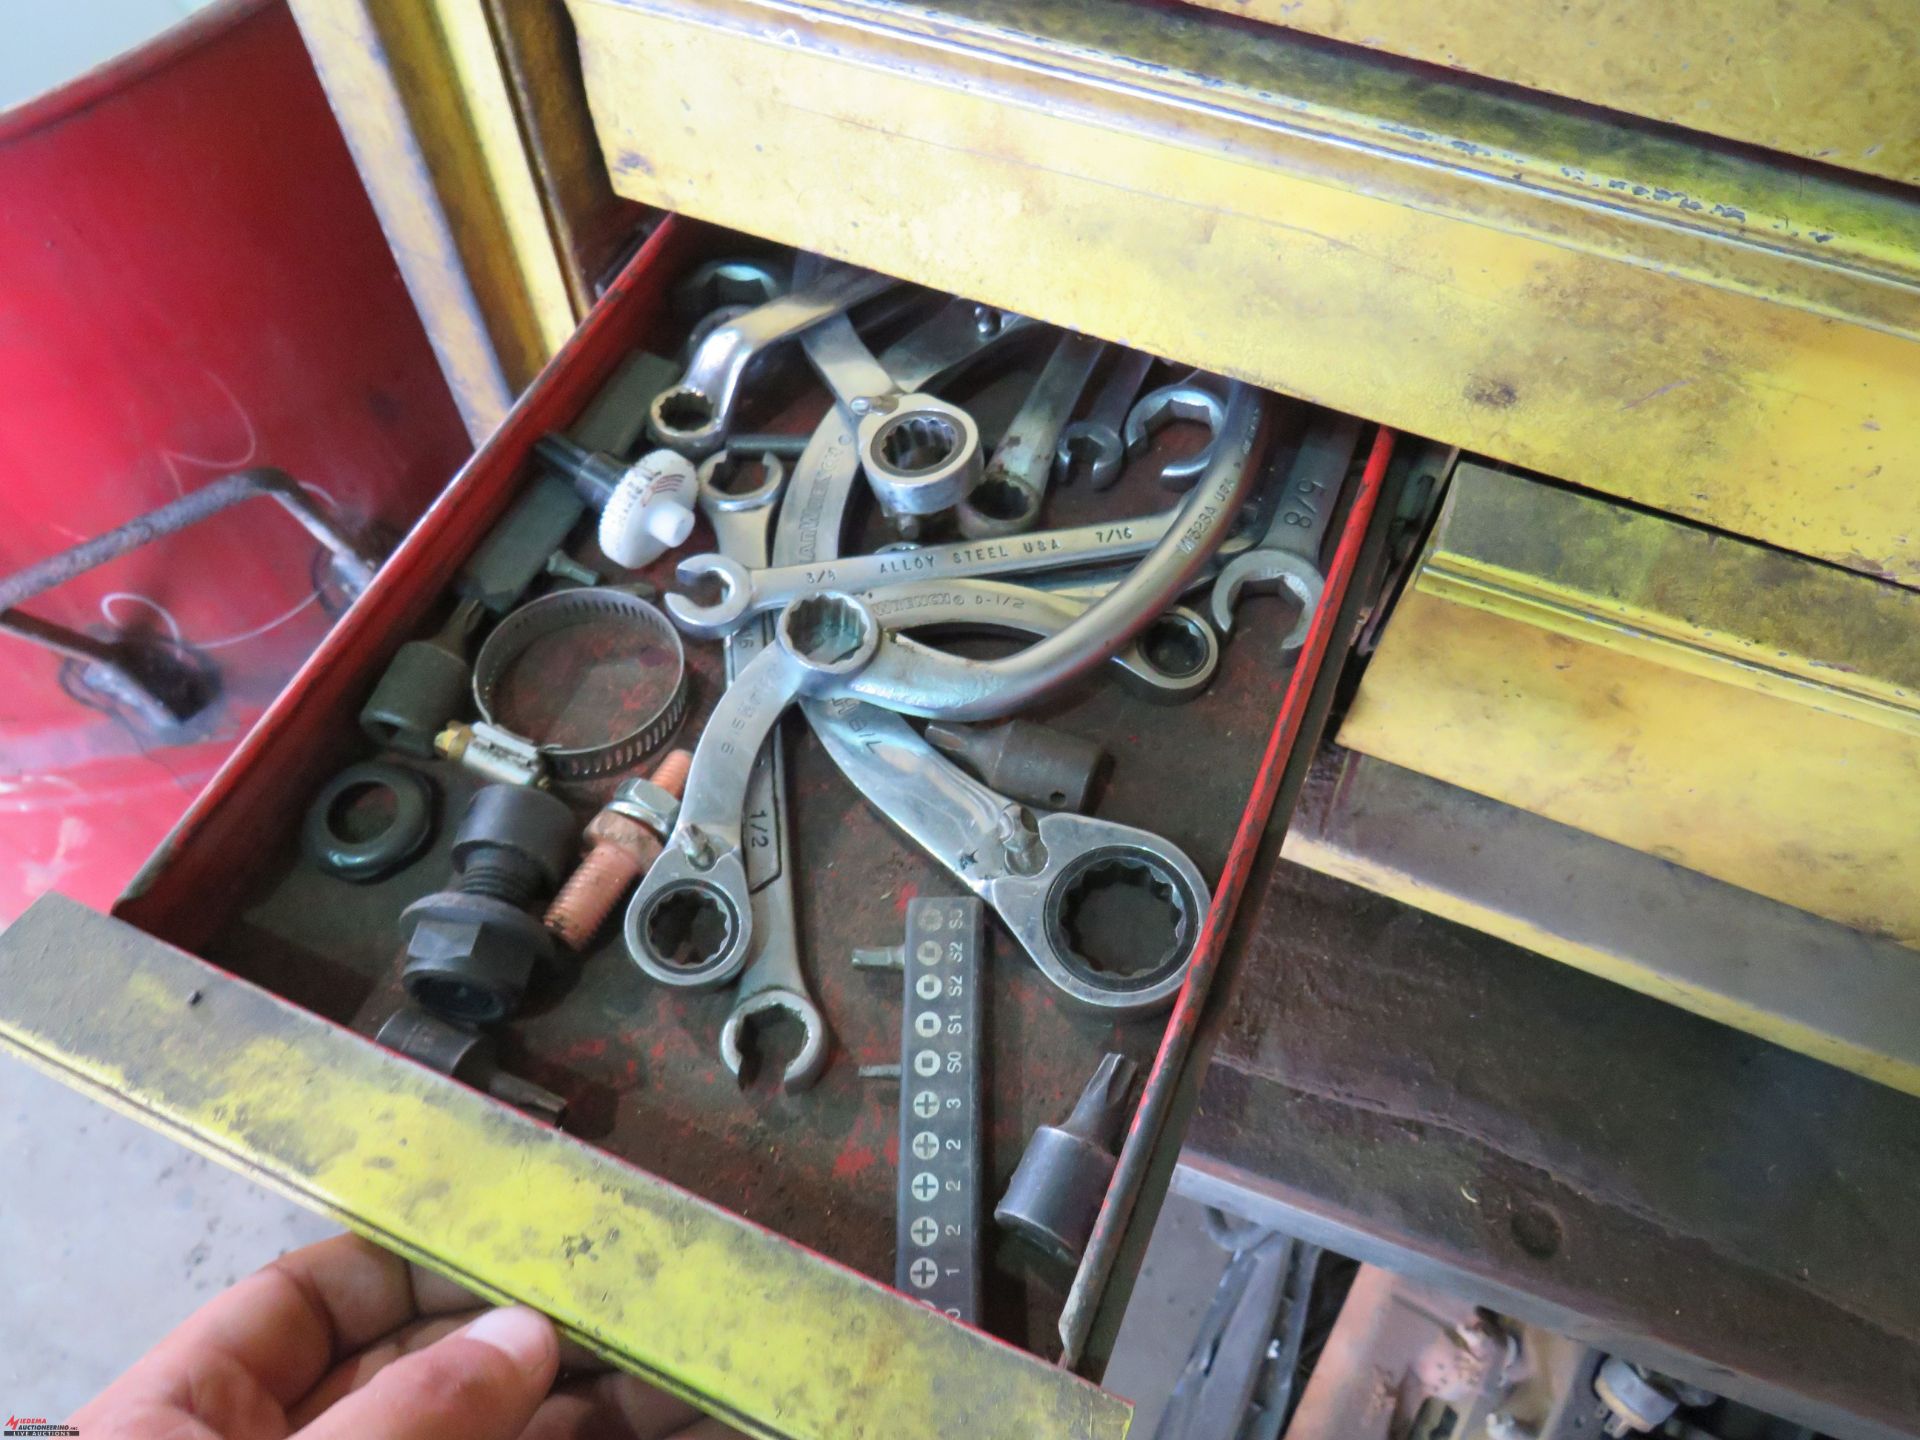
xmin=1056 ymin=348 xmax=1155 ymax=490
xmin=1208 ymin=410 xmax=1364 ymax=652
xmin=695 ymin=452 xmax=830 ymax=1091
xmin=956 ymin=332 xmax=1106 ymax=538
xmin=1124 ymin=371 xmax=1229 ymax=491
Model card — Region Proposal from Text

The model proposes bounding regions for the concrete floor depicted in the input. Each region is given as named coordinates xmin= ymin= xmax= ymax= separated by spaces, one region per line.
xmin=0 ymin=1050 xmax=337 ymax=1417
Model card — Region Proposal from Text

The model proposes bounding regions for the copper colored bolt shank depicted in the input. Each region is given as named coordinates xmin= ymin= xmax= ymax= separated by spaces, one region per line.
xmin=543 ymin=751 xmax=690 ymax=950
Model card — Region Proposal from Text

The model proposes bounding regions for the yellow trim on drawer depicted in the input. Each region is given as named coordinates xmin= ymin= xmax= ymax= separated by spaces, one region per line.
xmin=0 ymin=895 xmax=1130 ymax=1440
xmin=1340 ymin=466 xmax=1920 ymax=948
xmin=566 ymin=0 xmax=1920 ymax=583
xmin=1183 ymin=0 xmax=1920 ymax=188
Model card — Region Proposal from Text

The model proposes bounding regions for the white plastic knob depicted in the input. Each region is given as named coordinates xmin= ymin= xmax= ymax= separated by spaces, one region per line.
xmin=598 ymin=449 xmax=697 ymax=568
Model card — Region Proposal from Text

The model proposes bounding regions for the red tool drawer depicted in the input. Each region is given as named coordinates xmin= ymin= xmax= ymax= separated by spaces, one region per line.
xmin=0 ymin=215 xmax=1394 ymax=1439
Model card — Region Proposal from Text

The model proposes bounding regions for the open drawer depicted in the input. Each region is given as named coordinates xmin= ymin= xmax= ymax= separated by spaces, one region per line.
xmin=0 ymin=215 xmax=1399 ymax=1438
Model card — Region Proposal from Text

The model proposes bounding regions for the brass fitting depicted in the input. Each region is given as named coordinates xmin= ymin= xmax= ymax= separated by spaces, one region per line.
xmin=543 ymin=751 xmax=691 ymax=950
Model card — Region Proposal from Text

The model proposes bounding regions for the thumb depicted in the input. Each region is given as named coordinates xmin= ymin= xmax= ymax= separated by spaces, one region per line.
xmin=300 ymin=1306 xmax=560 ymax=1440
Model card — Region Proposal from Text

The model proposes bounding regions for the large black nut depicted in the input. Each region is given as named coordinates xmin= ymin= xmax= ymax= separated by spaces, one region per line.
xmin=400 ymin=892 xmax=554 ymax=1025
xmin=360 ymin=640 xmax=470 ymax=757
xmin=453 ymin=784 xmax=578 ymax=890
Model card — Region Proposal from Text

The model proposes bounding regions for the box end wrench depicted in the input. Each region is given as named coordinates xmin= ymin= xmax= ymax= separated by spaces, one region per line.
xmin=648 ymin=262 xmax=898 ymax=458
xmin=1208 ymin=411 xmax=1365 ymax=653
xmin=804 ymin=696 xmax=1209 ymax=1014
xmin=956 ymin=332 xmax=1106 ymax=539
xmin=697 ymin=450 xmax=831 ymax=1091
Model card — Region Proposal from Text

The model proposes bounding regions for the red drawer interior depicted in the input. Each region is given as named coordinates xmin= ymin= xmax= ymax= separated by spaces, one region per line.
xmin=111 ymin=214 xmax=1365 ymax=1358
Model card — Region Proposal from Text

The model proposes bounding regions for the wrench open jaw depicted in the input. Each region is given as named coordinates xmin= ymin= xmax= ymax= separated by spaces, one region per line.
xmin=666 ymin=553 xmax=755 ymax=636
xmin=718 ymin=963 xmax=829 ymax=1093
xmin=1124 ymin=373 xmax=1230 ymax=490
xmin=1205 ymin=410 xmax=1364 ymax=654
xmin=1208 ymin=549 xmax=1323 ymax=654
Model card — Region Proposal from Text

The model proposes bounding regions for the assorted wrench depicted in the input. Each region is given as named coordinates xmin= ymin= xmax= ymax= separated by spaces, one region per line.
xmin=1056 ymin=348 xmax=1155 ymax=490
xmin=332 ymin=246 xmax=1389 ymax=1362
xmin=1209 ymin=410 xmax=1364 ymax=652
xmin=696 ymin=450 xmax=831 ymax=1093
xmin=509 ymin=251 xmax=1356 ymax=1088
xmin=956 ymin=332 xmax=1105 ymax=538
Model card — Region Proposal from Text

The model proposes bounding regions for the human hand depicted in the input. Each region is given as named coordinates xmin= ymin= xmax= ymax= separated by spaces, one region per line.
xmin=74 ymin=1232 xmax=740 ymax=1439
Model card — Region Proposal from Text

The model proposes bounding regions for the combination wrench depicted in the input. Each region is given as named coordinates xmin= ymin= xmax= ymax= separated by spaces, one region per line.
xmin=624 ymin=591 xmax=881 ymax=991
xmin=695 ymin=450 xmax=830 ymax=1092
xmin=956 ymin=332 xmax=1106 ymax=539
xmin=670 ymin=506 xmax=1215 ymax=641
xmin=1055 ymin=348 xmax=1155 ymax=490
xmin=1208 ymin=409 xmax=1363 ymax=653
xmin=804 ymin=695 xmax=1209 ymax=1015
xmin=648 ymin=261 xmax=898 ymax=458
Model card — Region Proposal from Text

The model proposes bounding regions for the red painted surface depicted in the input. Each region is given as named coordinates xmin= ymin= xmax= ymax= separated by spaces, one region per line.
xmin=0 ymin=0 xmax=470 ymax=919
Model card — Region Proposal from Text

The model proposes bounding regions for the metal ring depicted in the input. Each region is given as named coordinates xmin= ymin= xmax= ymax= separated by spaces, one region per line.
xmin=301 ymin=761 xmax=435 ymax=882
xmin=473 ymin=588 xmax=688 ymax=778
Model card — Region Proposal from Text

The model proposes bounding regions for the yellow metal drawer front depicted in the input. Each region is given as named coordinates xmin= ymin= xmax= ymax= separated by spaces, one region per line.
xmin=1184 ymin=0 xmax=1920 ymax=188
xmin=567 ymin=0 xmax=1920 ymax=586
xmin=1339 ymin=463 xmax=1920 ymax=950
xmin=0 ymin=896 xmax=1130 ymax=1440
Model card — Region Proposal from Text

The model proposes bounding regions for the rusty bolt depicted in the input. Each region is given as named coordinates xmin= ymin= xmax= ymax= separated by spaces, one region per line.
xmin=543 ymin=750 xmax=691 ymax=950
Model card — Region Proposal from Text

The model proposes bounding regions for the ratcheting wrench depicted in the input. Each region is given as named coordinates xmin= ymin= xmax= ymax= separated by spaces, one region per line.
xmin=1055 ymin=348 xmax=1155 ymax=490
xmin=804 ymin=695 xmax=1209 ymax=1014
xmin=956 ymin=332 xmax=1106 ymax=538
xmin=648 ymin=261 xmax=898 ymax=458
xmin=694 ymin=450 xmax=829 ymax=1092
xmin=1208 ymin=410 xmax=1363 ymax=653
xmin=624 ymin=592 xmax=881 ymax=991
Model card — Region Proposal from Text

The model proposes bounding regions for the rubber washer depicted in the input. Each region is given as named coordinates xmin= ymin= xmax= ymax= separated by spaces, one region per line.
xmin=302 ymin=761 xmax=436 ymax=883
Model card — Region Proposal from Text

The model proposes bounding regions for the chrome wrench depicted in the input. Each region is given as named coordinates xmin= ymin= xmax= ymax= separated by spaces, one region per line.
xmin=624 ymin=592 xmax=880 ymax=991
xmin=670 ymin=507 xmax=1211 ymax=641
xmin=804 ymin=695 xmax=1209 ymax=1015
xmin=648 ymin=261 xmax=898 ymax=458
xmin=696 ymin=451 xmax=830 ymax=1092
xmin=863 ymin=578 xmax=1218 ymax=702
xmin=1055 ymin=348 xmax=1155 ymax=490
xmin=956 ymin=332 xmax=1106 ymax=538
xmin=1208 ymin=410 xmax=1363 ymax=653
